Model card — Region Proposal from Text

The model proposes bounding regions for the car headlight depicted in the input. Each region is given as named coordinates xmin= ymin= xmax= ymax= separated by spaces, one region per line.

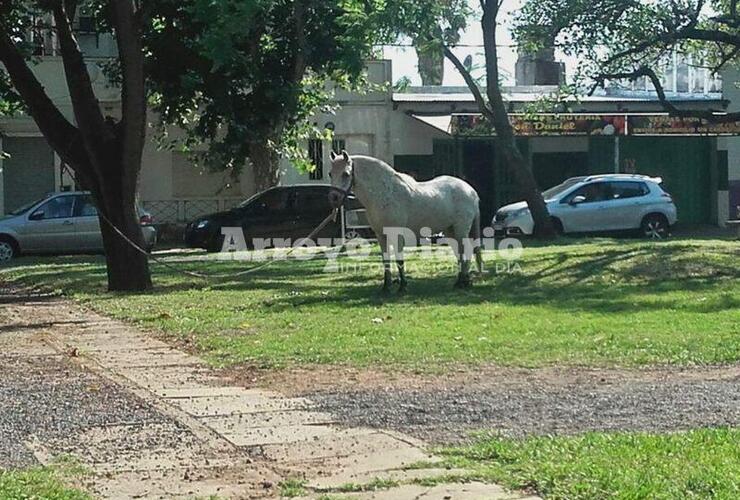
xmin=196 ymin=220 xmax=210 ymax=230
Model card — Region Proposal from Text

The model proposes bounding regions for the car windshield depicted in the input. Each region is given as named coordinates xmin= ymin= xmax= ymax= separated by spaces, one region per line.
xmin=237 ymin=191 xmax=264 ymax=209
xmin=7 ymin=197 xmax=46 ymax=216
xmin=541 ymin=178 xmax=585 ymax=200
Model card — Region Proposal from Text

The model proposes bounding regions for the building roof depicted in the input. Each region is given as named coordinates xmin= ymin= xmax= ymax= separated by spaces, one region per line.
xmin=393 ymin=86 xmax=726 ymax=104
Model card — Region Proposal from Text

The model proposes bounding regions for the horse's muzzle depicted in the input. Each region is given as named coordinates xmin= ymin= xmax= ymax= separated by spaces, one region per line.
xmin=327 ymin=187 xmax=346 ymax=209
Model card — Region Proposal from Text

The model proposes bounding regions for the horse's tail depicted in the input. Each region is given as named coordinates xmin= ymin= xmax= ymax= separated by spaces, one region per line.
xmin=471 ymin=211 xmax=483 ymax=274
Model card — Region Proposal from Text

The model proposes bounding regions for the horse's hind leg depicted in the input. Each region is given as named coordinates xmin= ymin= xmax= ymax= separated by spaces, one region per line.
xmin=378 ymin=234 xmax=393 ymax=293
xmin=452 ymin=224 xmax=474 ymax=288
xmin=395 ymin=237 xmax=407 ymax=293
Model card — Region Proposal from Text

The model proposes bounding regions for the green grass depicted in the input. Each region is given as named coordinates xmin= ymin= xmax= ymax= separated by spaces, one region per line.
xmin=0 ymin=466 xmax=89 ymax=500
xmin=279 ymin=478 xmax=308 ymax=497
xmin=435 ymin=428 xmax=740 ymax=499
xmin=1 ymin=238 xmax=738 ymax=369
xmin=335 ymin=477 xmax=400 ymax=492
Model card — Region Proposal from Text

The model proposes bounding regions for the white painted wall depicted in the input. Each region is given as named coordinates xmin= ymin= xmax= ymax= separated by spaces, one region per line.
xmin=280 ymin=60 xmax=447 ymax=186
xmin=720 ymin=66 xmax=740 ymax=223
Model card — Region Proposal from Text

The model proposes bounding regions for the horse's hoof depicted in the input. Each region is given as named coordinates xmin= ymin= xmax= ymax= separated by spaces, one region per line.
xmin=381 ymin=285 xmax=392 ymax=295
xmin=397 ymin=282 xmax=408 ymax=294
xmin=454 ymin=278 xmax=473 ymax=289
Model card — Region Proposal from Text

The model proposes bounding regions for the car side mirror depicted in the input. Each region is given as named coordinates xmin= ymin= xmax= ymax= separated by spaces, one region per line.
xmin=569 ymin=195 xmax=586 ymax=206
xmin=29 ymin=211 xmax=44 ymax=221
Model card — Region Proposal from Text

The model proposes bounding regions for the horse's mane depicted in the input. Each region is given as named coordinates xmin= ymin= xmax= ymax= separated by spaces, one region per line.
xmin=353 ymin=155 xmax=418 ymax=188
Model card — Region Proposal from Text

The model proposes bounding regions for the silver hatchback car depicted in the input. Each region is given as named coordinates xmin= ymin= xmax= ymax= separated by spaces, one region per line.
xmin=0 ymin=191 xmax=157 ymax=262
xmin=493 ymin=174 xmax=678 ymax=239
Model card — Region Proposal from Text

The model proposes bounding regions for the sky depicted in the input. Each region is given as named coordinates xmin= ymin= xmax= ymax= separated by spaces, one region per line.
xmin=381 ymin=0 xmax=524 ymax=87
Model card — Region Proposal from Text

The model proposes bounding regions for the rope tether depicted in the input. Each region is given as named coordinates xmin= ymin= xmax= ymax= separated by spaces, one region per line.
xmin=97 ymin=208 xmax=344 ymax=280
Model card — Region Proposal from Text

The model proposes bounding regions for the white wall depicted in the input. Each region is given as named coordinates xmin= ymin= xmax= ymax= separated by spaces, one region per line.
xmin=280 ymin=60 xmax=448 ymax=186
xmin=720 ymin=66 xmax=740 ymax=223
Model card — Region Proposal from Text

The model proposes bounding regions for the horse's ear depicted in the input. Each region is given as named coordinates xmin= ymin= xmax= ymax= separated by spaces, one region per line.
xmin=341 ymin=150 xmax=349 ymax=161
xmin=330 ymin=151 xmax=337 ymax=161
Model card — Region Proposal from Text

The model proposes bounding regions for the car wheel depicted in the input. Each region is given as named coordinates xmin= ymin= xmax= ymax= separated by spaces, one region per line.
xmin=551 ymin=217 xmax=564 ymax=236
xmin=0 ymin=237 xmax=18 ymax=262
xmin=641 ymin=214 xmax=669 ymax=240
xmin=206 ymin=235 xmax=224 ymax=253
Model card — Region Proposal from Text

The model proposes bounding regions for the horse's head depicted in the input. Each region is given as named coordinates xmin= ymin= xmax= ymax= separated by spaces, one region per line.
xmin=328 ymin=150 xmax=353 ymax=208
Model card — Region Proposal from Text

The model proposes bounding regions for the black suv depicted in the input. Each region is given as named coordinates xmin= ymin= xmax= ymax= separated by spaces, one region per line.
xmin=185 ymin=185 xmax=362 ymax=252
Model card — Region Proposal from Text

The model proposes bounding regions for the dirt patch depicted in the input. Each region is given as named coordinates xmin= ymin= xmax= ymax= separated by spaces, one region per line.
xmin=225 ymin=364 xmax=740 ymax=444
xmin=0 ymin=355 xmax=182 ymax=469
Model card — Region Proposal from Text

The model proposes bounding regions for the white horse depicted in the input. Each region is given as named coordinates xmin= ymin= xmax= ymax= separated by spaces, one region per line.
xmin=328 ymin=151 xmax=482 ymax=292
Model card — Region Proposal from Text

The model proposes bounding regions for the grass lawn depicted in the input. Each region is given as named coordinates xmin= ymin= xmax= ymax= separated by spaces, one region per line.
xmin=436 ymin=428 xmax=740 ymax=499
xmin=1 ymin=238 xmax=738 ymax=369
xmin=0 ymin=466 xmax=89 ymax=500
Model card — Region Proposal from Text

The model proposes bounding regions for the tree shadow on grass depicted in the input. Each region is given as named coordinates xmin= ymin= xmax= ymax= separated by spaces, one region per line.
xmin=2 ymin=242 xmax=738 ymax=317
xmin=245 ymin=245 xmax=739 ymax=315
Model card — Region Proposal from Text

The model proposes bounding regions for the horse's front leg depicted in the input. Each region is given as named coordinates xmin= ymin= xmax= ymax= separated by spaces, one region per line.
xmin=456 ymin=258 xmax=472 ymax=288
xmin=396 ymin=259 xmax=407 ymax=293
xmin=379 ymin=235 xmax=393 ymax=293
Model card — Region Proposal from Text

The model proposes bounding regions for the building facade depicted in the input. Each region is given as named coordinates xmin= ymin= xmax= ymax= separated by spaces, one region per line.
xmin=1 ymin=42 xmax=738 ymax=228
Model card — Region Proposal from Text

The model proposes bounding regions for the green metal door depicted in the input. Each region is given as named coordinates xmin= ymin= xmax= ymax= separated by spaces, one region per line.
xmin=394 ymin=155 xmax=436 ymax=180
xmin=433 ymin=139 xmax=462 ymax=177
xmin=532 ymin=152 xmax=590 ymax=190
xmin=588 ymin=136 xmax=616 ymax=175
xmin=619 ymin=137 xmax=712 ymax=224
xmin=493 ymin=138 xmax=529 ymax=210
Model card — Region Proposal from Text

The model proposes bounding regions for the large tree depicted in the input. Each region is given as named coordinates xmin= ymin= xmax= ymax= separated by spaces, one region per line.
xmin=411 ymin=0 xmax=467 ymax=86
xmin=441 ymin=1 xmax=556 ymax=237
xmin=515 ymin=0 xmax=740 ymax=121
xmin=0 ymin=0 xmax=153 ymax=291
xmin=145 ymin=0 xmax=393 ymax=192
xmin=0 ymin=0 xmax=393 ymax=291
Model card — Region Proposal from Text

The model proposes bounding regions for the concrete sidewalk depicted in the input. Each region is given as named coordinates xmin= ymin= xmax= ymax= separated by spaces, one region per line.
xmin=1 ymin=289 xmax=534 ymax=499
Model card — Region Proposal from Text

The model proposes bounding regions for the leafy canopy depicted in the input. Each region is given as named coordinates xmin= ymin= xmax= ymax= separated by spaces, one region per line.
xmin=514 ymin=0 xmax=740 ymax=91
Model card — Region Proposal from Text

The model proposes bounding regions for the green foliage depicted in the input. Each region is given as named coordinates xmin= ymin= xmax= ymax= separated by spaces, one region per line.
xmin=0 ymin=465 xmax=90 ymax=500
xmin=438 ymin=428 xmax=740 ymax=499
xmin=0 ymin=1 xmax=409 ymax=176
xmin=514 ymin=0 xmax=739 ymax=90
xmin=144 ymin=0 xmax=396 ymax=174
xmin=279 ymin=478 xmax=308 ymax=497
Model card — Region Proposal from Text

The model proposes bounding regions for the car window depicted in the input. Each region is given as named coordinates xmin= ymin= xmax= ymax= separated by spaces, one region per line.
xmin=74 ymin=195 xmax=98 ymax=217
xmin=31 ymin=196 xmax=75 ymax=219
xmin=296 ymin=189 xmax=331 ymax=214
xmin=257 ymin=189 xmax=290 ymax=212
xmin=563 ymin=182 xmax=611 ymax=203
xmin=609 ymin=181 xmax=649 ymax=199
xmin=542 ymin=177 xmax=586 ymax=199
xmin=8 ymin=197 xmax=47 ymax=216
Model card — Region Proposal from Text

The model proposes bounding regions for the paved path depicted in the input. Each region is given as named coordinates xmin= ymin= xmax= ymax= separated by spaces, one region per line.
xmin=1 ymin=288 xmax=531 ymax=500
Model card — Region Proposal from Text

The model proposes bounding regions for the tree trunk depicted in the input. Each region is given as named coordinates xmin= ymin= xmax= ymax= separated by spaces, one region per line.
xmin=481 ymin=2 xmax=555 ymax=239
xmin=415 ymin=45 xmax=444 ymax=85
xmin=250 ymin=140 xmax=281 ymax=192
xmin=496 ymin=140 xmax=555 ymax=237
xmin=85 ymin=161 xmax=152 ymax=292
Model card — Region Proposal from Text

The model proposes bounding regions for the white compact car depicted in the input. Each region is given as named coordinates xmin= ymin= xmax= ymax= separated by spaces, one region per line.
xmin=0 ymin=191 xmax=157 ymax=262
xmin=493 ymin=174 xmax=678 ymax=239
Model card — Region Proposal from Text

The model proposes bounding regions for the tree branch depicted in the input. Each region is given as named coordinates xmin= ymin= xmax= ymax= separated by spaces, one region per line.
xmin=293 ymin=1 xmax=307 ymax=81
xmin=0 ymin=24 xmax=87 ymax=169
xmin=110 ymin=0 xmax=147 ymax=197
xmin=52 ymin=0 xmax=113 ymax=149
xmin=443 ymin=45 xmax=490 ymax=117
